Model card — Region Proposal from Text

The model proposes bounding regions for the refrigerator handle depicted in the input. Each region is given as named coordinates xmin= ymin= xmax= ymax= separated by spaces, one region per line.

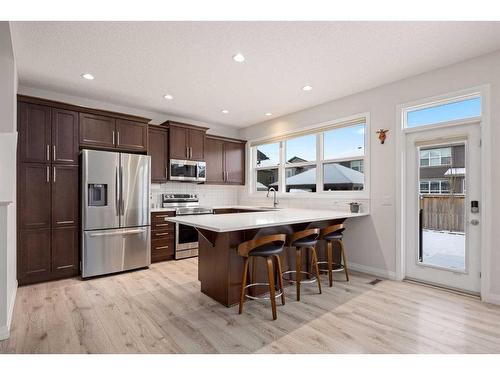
xmin=115 ymin=166 xmax=120 ymax=216
xmin=120 ymin=165 xmax=124 ymax=215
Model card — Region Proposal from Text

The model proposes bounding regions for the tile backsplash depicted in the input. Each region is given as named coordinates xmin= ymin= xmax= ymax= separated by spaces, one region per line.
xmin=151 ymin=182 xmax=243 ymax=208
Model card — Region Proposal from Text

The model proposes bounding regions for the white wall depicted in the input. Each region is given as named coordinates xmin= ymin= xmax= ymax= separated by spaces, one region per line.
xmin=240 ymin=50 xmax=500 ymax=299
xmin=0 ymin=21 xmax=18 ymax=340
xmin=17 ymin=85 xmax=241 ymax=139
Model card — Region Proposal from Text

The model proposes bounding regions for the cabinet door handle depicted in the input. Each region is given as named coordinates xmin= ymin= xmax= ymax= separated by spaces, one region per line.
xmin=155 ymin=245 xmax=170 ymax=250
xmin=155 ymin=232 xmax=170 ymax=236
xmin=117 ymin=131 xmax=120 ymax=145
xmin=186 ymin=146 xmax=189 ymax=158
xmin=53 ymin=166 xmax=56 ymax=183
xmin=165 ymin=167 xmax=168 ymax=179
xmin=46 ymin=166 xmax=50 ymax=182
xmin=53 ymin=145 xmax=56 ymax=161
xmin=46 ymin=145 xmax=50 ymax=161
xmin=155 ymin=223 xmax=169 ymax=227
xmin=112 ymin=131 xmax=115 ymax=145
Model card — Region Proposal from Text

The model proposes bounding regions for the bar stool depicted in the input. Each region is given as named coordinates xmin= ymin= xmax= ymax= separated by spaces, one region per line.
xmin=319 ymin=224 xmax=349 ymax=287
xmin=283 ymin=228 xmax=322 ymax=301
xmin=238 ymin=234 xmax=287 ymax=320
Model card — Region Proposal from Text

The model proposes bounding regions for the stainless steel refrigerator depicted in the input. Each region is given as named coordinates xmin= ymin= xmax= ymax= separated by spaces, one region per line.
xmin=82 ymin=149 xmax=151 ymax=278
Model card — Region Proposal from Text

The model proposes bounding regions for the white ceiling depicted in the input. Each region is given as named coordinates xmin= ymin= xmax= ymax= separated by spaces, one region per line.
xmin=10 ymin=21 xmax=500 ymax=128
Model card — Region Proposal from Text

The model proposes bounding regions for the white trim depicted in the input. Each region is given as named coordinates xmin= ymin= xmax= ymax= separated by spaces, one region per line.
xmin=0 ymin=280 xmax=17 ymax=341
xmin=395 ymin=84 xmax=492 ymax=301
xmin=348 ymin=262 xmax=397 ymax=281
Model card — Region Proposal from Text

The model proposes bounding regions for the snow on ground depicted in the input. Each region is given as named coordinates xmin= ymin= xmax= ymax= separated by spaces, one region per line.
xmin=422 ymin=229 xmax=465 ymax=270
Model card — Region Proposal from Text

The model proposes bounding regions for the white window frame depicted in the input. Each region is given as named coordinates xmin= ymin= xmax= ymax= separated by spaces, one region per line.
xmin=248 ymin=112 xmax=370 ymax=199
xmin=419 ymin=147 xmax=452 ymax=167
xmin=402 ymin=92 xmax=482 ymax=132
xmin=419 ymin=179 xmax=452 ymax=195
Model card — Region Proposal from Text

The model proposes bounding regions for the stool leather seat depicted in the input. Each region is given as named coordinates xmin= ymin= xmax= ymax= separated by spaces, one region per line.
xmin=291 ymin=235 xmax=319 ymax=248
xmin=249 ymin=243 xmax=284 ymax=257
xmin=322 ymin=228 xmax=345 ymax=241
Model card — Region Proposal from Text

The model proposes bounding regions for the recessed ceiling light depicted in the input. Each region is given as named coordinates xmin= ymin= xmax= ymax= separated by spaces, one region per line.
xmin=81 ymin=73 xmax=94 ymax=80
xmin=302 ymin=85 xmax=313 ymax=91
xmin=265 ymin=112 xmax=272 ymax=116
xmin=163 ymin=94 xmax=174 ymax=100
xmin=232 ymin=53 xmax=245 ymax=63
xmin=221 ymin=109 xmax=229 ymax=114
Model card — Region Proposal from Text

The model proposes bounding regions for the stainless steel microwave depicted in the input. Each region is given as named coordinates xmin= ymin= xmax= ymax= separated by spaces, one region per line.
xmin=169 ymin=159 xmax=206 ymax=182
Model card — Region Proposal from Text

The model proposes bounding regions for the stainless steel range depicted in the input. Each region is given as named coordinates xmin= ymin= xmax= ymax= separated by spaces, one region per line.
xmin=162 ymin=193 xmax=213 ymax=259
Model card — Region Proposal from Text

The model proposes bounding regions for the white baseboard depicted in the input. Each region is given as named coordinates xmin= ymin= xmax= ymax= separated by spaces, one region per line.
xmin=0 ymin=280 xmax=17 ymax=341
xmin=348 ymin=262 xmax=397 ymax=280
xmin=482 ymin=291 xmax=500 ymax=306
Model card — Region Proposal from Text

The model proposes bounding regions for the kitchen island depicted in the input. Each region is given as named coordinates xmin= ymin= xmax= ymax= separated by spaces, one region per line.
xmin=167 ymin=208 xmax=368 ymax=306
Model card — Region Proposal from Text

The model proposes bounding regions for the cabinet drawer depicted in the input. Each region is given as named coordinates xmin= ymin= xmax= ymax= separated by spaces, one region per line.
xmin=152 ymin=220 xmax=175 ymax=231
xmin=151 ymin=238 xmax=175 ymax=262
xmin=152 ymin=211 xmax=175 ymax=222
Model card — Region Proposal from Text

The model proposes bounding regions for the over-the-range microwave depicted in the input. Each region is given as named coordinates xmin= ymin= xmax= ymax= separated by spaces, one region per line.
xmin=169 ymin=159 xmax=206 ymax=182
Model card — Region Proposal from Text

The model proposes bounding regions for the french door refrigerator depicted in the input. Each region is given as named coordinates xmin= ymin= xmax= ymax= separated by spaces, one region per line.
xmin=82 ymin=149 xmax=151 ymax=278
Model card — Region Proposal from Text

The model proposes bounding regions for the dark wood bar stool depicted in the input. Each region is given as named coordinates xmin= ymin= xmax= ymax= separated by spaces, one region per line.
xmin=238 ymin=234 xmax=287 ymax=320
xmin=319 ymin=224 xmax=349 ymax=287
xmin=283 ymin=228 xmax=322 ymax=301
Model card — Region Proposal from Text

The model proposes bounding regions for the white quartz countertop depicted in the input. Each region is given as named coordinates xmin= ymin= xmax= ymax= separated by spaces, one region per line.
xmin=166 ymin=208 xmax=368 ymax=232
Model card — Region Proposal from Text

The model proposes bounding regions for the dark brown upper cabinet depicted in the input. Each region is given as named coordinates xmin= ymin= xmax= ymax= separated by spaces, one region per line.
xmin=18 ymin=102 xmax=51 ymax=163
xmin=79 ymin=113 xmax=116 ymax=149
xmin=205 ymin=136 xmax=225 ymax=184
xmin=80 ymin=113 xmax=148 ymax=152
xmin=148 ymin=126 xmax=169 ymax=183
xmin=116 ymin=119 xmax=148 ymax=151
xmin=52 ymin=108 xmax=79 ymax=164
xmin=205 ymin=135 xmax=246 ymax=185
xmin=167 ymin=122 xmax=208 ymax=161
xmin=224 ymin=141 xmax=246 ymax=184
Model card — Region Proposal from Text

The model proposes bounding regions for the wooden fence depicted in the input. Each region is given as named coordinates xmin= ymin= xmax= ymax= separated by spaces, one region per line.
xmin=421 ymin=195 xmax=465 ymax=233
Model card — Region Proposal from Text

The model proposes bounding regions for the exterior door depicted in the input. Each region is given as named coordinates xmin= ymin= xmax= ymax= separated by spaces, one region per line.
xmin=404 ymin=123 xmax=481 ymax=293
xmin=18 ymin=102 xmax=51 ymax=163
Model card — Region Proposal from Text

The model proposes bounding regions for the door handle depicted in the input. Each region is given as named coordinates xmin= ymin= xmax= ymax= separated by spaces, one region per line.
xmin=122 ymin=229 xmax=146 ymax=235
xmin=186 ymin=146 xmax=189 ymax=158
xmin=120 ymin=166 xmax=124 ymax=214
xmin=46 ymin=166 xmax=50 ymax=183
xmin=190 ymin=147 xmax=192 ymax=159
xmin=46 ymin=145 xmax=50 ymax=161
xmin=112 ymin=131 xmax=115 ymax=145
xmin=53 ymin=145 xmax=56 ymax=161
xmin=53 ymin=166 xmax=56 ymax=183
xmin=117 ymin=131 xmax=120 ymax=145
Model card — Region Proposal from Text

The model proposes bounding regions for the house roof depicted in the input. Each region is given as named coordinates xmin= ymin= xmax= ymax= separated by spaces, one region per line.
xmin=270 ymin=163 xmax=364 ymax=187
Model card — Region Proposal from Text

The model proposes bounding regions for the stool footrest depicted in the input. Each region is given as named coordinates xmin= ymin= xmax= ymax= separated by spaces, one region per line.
xmin=282 ymin=270 xmax=318 ymax=284
xmin=317 ymin=260 xmax=345 ymax=273
xmin=243 ymin=283 xmax=284 ymax=301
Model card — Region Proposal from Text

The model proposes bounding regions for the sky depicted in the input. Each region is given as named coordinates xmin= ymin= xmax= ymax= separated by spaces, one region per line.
xmin=256 ymin=124 xmax=365 ymax=166
xmin=407 ymin=97 xmax=481 ymax=128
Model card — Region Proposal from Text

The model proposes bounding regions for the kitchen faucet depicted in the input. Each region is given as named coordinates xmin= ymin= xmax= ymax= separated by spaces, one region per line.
xmin=267 ymin=187 xmax=279 ymax=208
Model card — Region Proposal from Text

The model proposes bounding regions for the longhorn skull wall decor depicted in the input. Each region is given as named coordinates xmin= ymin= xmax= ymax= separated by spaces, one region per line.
xmin=376 ymin=129 xmax=389 ymax=144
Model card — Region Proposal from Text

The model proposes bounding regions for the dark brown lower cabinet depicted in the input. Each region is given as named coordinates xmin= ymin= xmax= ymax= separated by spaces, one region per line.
xmin=18 ymin=227 xmax=79 ymax=286
xmin=18 ymin=228 xmax=52 ymax=285
xmin=151 ymin=212 xmax=176 ymax=262
xmin=52 ymin=227 xmax=79 ymax=278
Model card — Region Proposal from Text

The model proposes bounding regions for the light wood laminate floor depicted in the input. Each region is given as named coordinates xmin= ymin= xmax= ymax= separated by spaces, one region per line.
xmin=2 ymin=258 xmax=500 ymax=353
